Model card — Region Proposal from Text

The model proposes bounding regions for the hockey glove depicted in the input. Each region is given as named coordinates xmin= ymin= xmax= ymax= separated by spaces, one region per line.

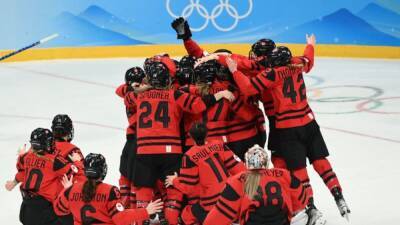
xmin=171 ymin=17 xmax=192 ymax=40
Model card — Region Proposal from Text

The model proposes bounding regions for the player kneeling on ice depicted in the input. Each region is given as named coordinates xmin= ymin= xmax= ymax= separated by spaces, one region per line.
xmin=54 ymin=153 xmax=164 ymax=225
xmin=165 ymin=122 xmax=246 ymax=225
xmin=202 ymin=144 xmax=323 ymax=225
xmin=5 ymin=128 xmax=82 ymax=225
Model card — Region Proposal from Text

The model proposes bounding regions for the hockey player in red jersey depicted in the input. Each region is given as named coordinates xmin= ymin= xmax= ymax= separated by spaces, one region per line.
xmin=203 ymin=144 xmax=312 ymax=225
xmin=54 ymin=153 xmax=164 ymax=225
xmin=5 ymin=128 xmax=82 ymax=225
xmin=225 ymin=35 xmax=351 ymax=222
xmin=115 ymin=66 xmax=146 ymax=208
xmin=165 ymin=122 xmax=246 ymax=224
xmin=179 ymin=60 xmax=260 ymax=159
xmin=126 ymin=61 xmax=235 ymax=225
xmin=52 ymin=114 xmax=85 ymax=183
xmin=198 ymin=38 xmax=280 ymax=154
xmin=172 ymin=17 xmax=271 ymax=158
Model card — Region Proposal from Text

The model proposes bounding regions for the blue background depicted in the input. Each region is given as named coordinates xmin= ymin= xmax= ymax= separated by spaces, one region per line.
xmin=2 ymin=0 xmax=400 ymax=49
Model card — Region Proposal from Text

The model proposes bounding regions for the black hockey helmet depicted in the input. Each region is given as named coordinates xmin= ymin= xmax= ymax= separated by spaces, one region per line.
xmin=143 ymin=57 xmax=156 ymax=75
xmin=30 ymin=128 xmax=55 ymax=153
xmin=180 ymin=55 xmax=196 ymax=68
xmin=214 ymin=49 xmax=232 ymax=54
xmin=268 ymin=46 xmax=292 ymax=67
xmin=194 ymin=60 xmax=218 ymax=84
xmin=84 ymin=153 xmax=108 ymax=180
xmin=51 ymin=114 xmax=74 ymax=141
xmin=250 ymin=38 xmax=276 ymax=57
xmin=148 ymin=61 xmax=170 ymax=88
xmin=125 ymin=67 xmax=145 ymax=85
xmin=176 ymin=55 xmax=196 ymax=85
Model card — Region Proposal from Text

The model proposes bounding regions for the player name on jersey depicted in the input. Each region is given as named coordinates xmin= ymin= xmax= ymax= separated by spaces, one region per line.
xmin=25 ymin=157 xmax=46 ymax=168
xmin=191 ymin=144 xmax=224 ymax=162
xmin=138 ymin=90 xmax=170 ymax=100
xmin=276 ymin=66 xmax=302 ymax=80
xmin=70 ymin=192 xmax=107 ymax=202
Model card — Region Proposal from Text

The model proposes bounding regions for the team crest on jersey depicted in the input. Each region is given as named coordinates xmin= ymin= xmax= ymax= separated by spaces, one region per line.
xmin=70 ymin=165 xmax=78 ymax=173
xmin=116 ymin=203 xmax=125 ymax=212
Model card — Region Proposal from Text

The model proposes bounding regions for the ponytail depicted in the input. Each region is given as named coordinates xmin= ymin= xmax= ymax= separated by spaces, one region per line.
xmin=244 ymin=171 xmax=262 ymax=200
xmin=196 ymin=82 xmax=210 ymax=97
xmin=82 ymin=178 xmax=98 ymax=203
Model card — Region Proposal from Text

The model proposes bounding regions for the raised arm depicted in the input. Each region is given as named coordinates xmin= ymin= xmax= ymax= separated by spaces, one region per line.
xmin=292 ymin=34 xmax=315 ymax=73
xmin=171 ymin=17 xmax=205 ymax=58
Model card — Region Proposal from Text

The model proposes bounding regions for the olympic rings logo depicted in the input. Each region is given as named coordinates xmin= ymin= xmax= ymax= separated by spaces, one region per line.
xmin=166 ymin=0 xmax=253 ymax=32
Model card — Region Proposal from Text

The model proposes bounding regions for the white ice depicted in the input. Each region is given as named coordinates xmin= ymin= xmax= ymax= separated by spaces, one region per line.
xmin=0 ymin=57 xmax=399 ymax=225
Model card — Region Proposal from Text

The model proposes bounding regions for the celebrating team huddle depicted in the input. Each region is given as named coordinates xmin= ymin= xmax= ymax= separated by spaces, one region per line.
xmin=5 ymin=17 xmax=350 ymax=225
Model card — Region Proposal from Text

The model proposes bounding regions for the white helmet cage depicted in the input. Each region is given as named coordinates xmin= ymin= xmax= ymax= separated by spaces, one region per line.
xmin=245 ymin=144 xmax=269 ymax=170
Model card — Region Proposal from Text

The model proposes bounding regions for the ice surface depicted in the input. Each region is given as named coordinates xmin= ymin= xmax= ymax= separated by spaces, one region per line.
xmin=0 ymin=57 xmax=399 ymax=224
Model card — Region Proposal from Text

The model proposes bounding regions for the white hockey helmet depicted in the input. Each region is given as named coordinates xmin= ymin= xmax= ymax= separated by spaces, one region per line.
xmin=245 ymin=144 xmax=269 ymax=170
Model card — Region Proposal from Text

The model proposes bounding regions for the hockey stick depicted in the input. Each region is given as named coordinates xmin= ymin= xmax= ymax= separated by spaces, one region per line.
xmin=0 ymin=33 xmax=59 ymax=61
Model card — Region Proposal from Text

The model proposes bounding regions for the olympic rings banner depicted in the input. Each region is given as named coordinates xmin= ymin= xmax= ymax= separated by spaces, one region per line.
xmin=1 ymin=0 xmax=400 ymax=49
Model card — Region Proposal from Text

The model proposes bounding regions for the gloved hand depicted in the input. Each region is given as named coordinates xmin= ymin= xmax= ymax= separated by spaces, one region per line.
xmin=171 ymin=17 xmax=192 ymax=40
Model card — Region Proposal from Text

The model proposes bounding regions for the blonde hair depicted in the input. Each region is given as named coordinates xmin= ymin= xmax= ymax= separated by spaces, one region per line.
xmin=244 ymin=170 xmax=262 ymax=200
xmin=196 ymin=82 xmax=210 ymax=97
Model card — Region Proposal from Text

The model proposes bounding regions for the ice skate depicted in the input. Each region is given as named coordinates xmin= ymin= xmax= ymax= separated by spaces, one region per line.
xmin=332 ymin=187 xmax=351 ymax=221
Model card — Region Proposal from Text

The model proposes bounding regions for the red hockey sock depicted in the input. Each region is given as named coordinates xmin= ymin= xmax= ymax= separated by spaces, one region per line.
xmin=135 ymin=187 xmax=153 ymax=209
xmin=119 ymin=175 xmax=131 ymax=208
xmin=165 ymin=187 xmax=183 ymax=225
xmin=293 ymin=167 xmax=314 ymax=199
xmin=130 ymin=184 xmax=137 ymax=209
xmin=155 ymin=179 xmax=167 ymax=201
xmin=312 ymin=158 xmax=342 ymax=192
xmin=271 ymin=156 xmax=287 ymax=169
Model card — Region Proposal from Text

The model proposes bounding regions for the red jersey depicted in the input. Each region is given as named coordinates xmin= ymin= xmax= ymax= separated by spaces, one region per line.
xmin=15 ymin=151 xmax=83 ymax=203
xmin=218 ymin=54 xmax=275 ymax=117
xmin=173 ymin=141 xmax=245 ymax=211
xmin=54 ymin=182 xmax=149 ymax=225
xmin=126 ymin=89 xmax=217 ymax=154
xmin=181 ymin=82 xmax=258 ymax=145
xmin=232 ymin=44 xmax=315 ymax=128
xmin=55 ymin=140 xmax=85 ymax=182
xmin=116 ymin=84 xmax=137 ymax=136
xmin=184 ymin=38 xmax=207 ymax=58
xmin=203 ymin=169 xmax=309 ymax=225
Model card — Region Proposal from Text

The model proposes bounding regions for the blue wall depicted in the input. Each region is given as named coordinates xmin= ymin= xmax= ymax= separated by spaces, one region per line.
xmin=2 ymin=0 xmax=400 ymax=49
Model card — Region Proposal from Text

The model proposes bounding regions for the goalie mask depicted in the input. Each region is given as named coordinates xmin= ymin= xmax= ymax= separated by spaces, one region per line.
xmin=245 ymin=144 xmax=269 ymax=170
